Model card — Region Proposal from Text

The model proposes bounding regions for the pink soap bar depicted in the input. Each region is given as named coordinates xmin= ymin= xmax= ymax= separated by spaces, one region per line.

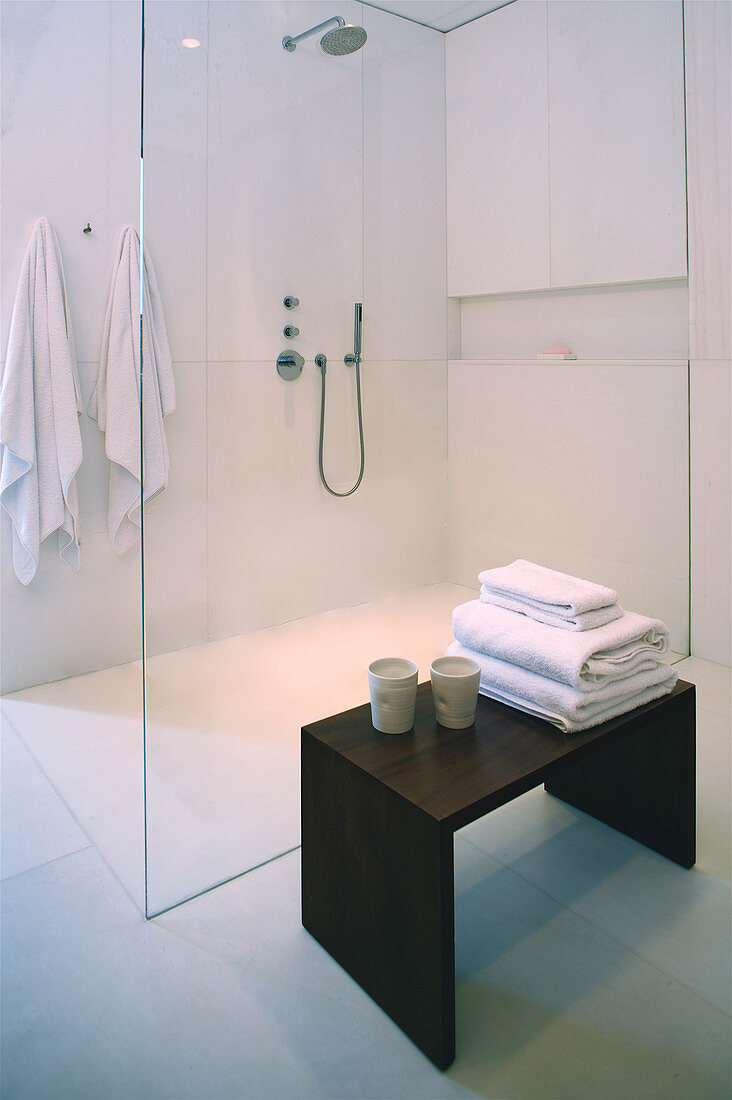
xmin=543 ymin=345 xmax=572 ymax=355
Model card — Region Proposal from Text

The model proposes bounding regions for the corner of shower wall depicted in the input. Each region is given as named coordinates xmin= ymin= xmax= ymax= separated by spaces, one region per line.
xmin=443 ymin=0 xmax=692 ymax=654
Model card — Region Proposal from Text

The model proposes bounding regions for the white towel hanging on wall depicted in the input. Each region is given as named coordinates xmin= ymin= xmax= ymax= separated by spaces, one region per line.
xmin=88 ymin=226 xmax=175 ymax=554
xmin=0 ymin=217 xmax=83 ymax=585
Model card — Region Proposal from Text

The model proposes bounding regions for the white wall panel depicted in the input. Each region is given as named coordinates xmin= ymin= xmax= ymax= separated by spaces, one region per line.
xmin=685 ymin=0 xmax=731 ymax=664
xmin=206 ymin=1 xmax=363 ymax=365
xmin=447 ymin=359 xmax=690 ymax=652
xmin=363 ymin=6 xmax=447 ymax=360
xmin=143 ymin=1 xmax=208 ymax=364
xmin=143 ymin=362 xmax=208 ymax=658
xmin=0 ymin=0 xmax=142 ymax=692
xmin=446 ymin=0 xmax=687 ymax=296
xmin=206 ymin=360 xmax=447 ymax=641
xmin=446 ymin=1 xmax=550 ymax=296
xmin=685 ymin=0 xmax=731 ymax=362
xmin=203 ymin=1 xmax=448 ymax=646
xmin=547 ymin=1 xmax=687 ymax=288
xmin=0 ymin=0 xmax=140 ymax=365
xmin=0 ymin=520 xmax=142 ymax=694
xmin=1 ymin=0 xmax=449 ymax=692
xmin=690 ymin=359 xmax=732 ymax=665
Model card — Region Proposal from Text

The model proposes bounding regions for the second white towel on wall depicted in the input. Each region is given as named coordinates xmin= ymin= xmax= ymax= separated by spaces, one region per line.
xmin=88 ymin=225 xmax=175 ymax=555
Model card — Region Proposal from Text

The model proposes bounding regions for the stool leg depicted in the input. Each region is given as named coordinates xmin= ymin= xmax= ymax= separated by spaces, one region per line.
xmin=545 ymin=687 xmax=696 ymax=868
xmin=301 ymin=731 xmax=456 ymax=1068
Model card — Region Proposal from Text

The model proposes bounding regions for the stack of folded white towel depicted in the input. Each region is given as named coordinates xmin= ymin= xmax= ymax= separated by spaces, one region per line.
xmin=448 ymin=559 xmax=678 ymax=733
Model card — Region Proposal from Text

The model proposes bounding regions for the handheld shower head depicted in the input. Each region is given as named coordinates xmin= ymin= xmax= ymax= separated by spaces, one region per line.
xmin=283 ymin=16 xmax=367 ymax=55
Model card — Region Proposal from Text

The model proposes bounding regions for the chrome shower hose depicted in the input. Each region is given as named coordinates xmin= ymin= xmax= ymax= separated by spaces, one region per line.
xmin=317 ymin=356 xmax=365 ymax=498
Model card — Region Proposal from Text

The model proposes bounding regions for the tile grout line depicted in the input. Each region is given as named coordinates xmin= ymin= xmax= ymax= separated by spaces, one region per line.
xmin=1 ymin=844 xmax=94 ymax=887
xmin=2 ymin=703 xmax=303 ymax=915
xmin=458 ymin=833 xmax=731 ymax=1020
xmin=1 ymin=712 xmax=147 ymax=917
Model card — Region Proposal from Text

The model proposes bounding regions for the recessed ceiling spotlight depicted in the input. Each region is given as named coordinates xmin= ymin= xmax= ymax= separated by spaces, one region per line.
xmin=181 ymin=37 xmax=201 ymax=48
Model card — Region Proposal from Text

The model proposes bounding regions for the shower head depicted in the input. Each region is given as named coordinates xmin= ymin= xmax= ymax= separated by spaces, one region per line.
xmin=320 ymin=23 xmax=368 ymax=55
xmin=283 ymin=16 xmax=367 ymax=55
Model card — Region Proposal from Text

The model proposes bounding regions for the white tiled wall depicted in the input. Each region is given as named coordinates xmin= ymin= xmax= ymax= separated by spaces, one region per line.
xmin=685 ymin=0 xmax=731 ymax=665
xmin=4 ymin=0 xmax=729 ymax=693
xmin=546 ymin=0 xmax=687 ymax=288
xmin=0 ymin=0 xmax=142 ymax=693
xmin=142 ymin=362 xmax=208 ymax=658
xmin=205 ymin=360 xmax=447 ymax=640
xmin=0 ymin=1 xmax=141 ymax=362
xmin=685 ymin=0 xmax=731 ymax=364
xmin=194 ymin=2 xmax=447 ymax=645
xmin=142 ymin=0 xmax=208 ymax=365
xmin=362 ymin=5 xmax=447 ymax=361
xmin=446 ymin=0 xmax=550 ymax=296
xmin=445 ymin=0 xmax=730 ymax=667
xmin=447 ymin=359 xmax=691 ymax=653
xmin=1 ymin=0 xmax=448 ymax=692
xmin=446 ymin=0 xmax=687 ymax=296
xmin=205 ymin=0 xmax=365 ymax=364
xmin=690 ymin=361 xmax=732 ymax=665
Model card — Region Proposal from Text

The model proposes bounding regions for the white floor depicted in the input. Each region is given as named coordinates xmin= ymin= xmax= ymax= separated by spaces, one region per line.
xmin=1 ymin=587 xmax=730 ymax=1099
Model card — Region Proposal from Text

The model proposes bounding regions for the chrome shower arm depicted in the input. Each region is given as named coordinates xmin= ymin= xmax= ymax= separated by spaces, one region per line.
xmin=283 ymin=17 xmax=344 ymax=51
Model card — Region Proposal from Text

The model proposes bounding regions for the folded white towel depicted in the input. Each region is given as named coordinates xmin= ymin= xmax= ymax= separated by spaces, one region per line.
xmin=452 ymin=600 xmax=670 ymax=692
xmin=478 ymin=559 xmax=621 ymax=630
xmin=448 ymin=641 xmax=678 ymax=733
xmin=88 ymin=227 xmax=175 ymax=553
xmin=480 ymin=587 xmax=623 ymax=632
xmin=0 ymin=217 xmax=83 ymax=584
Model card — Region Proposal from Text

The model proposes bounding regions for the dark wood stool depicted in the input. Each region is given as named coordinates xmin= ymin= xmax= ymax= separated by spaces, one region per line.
xmin=301 ymin=679 xmax=696 ymax=1069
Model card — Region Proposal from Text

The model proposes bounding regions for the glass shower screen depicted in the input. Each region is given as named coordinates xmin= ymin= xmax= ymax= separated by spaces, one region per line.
xmin=141 ymin=0 xmax=368 ymax=916
xmin=140 ymin=0 xmax=690 ymax=918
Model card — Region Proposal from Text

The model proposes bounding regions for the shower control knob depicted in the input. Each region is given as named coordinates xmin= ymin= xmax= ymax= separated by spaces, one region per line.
xmin=283 ymin=296 xmax=299 ymax=309
xmin=277 ymin=350 xmax=304 ymax=381
xmin=283 ymin=325 xmax=299 ymax=338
